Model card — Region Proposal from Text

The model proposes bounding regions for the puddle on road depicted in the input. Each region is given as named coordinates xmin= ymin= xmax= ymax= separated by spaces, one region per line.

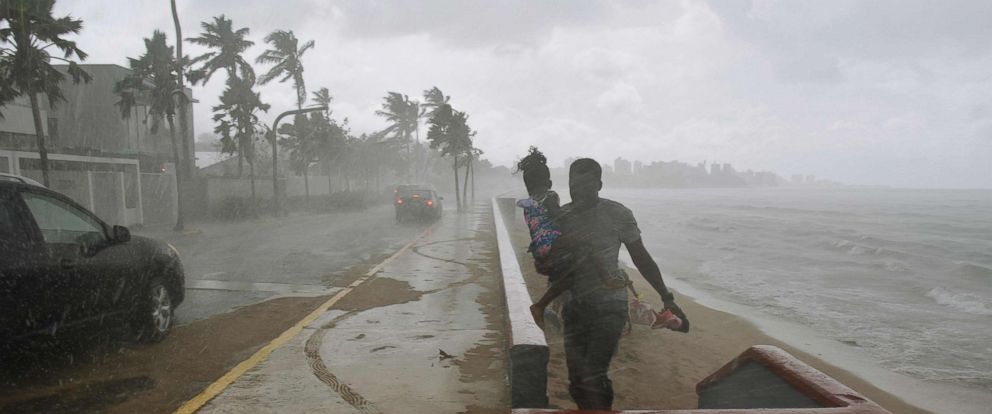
xmin=331 ymin=277 xmax=423 ymax=312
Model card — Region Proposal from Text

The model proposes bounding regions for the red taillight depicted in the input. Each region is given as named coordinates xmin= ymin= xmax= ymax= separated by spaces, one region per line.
xmin=427 ymin=200 xmax=434 ymax=207
xmin=396 ymin=198 xmax=403 ymax=204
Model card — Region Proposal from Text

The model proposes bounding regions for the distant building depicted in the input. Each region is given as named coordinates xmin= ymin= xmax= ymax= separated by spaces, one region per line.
xmin=633 ymin=160 xmax=643 ymax=175
xmin=614 ymin=157 xmax=632 ymax=175
xmin=0 ymin=64 xmax=195 ymax=226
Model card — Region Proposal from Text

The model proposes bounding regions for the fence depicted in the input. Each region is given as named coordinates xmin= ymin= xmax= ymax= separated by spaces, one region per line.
xmin=141 ymin=173 xmax=176 ymax=226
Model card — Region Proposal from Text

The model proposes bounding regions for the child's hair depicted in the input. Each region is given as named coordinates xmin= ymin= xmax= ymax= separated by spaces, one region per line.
xmin=516 ymin=147 xmax=551 ymax=195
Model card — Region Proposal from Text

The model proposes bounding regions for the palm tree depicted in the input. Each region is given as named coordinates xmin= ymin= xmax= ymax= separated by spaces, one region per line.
xmin=425 ymin=98 xmax=473 ymax=211
xmin=376 ymin=92 xmax=423 ymax=182
xmin=256 ymin=30 xmax=313 ymax=109
xmin=0 ymin=0 xmax=91 ymax=187
xmin=422 ymin=86 xmax=449 ymax=118
xmin=115 ymin=31 xmax=185 ymax=230
xmin=311 ymin=87 xmax=332 ymax=114
xmin=257 ymin=30 xmax=314 ymax=198
xmin=0 ymin=63 xmax=18 ymax=118
xmin=278 ymin=114 xmax=317 ymax=202
xmin=170 ymin=0 xmax=192 ymax=179
xmin=212 ymin=76 xmax=269 ymax=206
xmin=310 ymin=88 xmax=346 ymax=194
xmin=188 ymin=14 xmax=255 ymax=176
xmin=187 ymin=14 xmax=255 ymax=85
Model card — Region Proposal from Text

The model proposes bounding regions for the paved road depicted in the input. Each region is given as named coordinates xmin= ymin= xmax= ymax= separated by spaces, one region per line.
xmin=198 ymin=202 xmax=507 ymax=413
xmin=137 ymin=204 xmax=429 ymax=324
xmin=0 ymin=204 xmax=438 ymax=413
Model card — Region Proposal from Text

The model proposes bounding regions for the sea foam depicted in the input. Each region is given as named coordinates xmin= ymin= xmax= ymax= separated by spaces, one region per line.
xmin=926 ymin=287 xmax=992 ymax=316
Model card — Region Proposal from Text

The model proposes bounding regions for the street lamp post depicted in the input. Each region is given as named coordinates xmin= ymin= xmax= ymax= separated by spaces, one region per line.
xmin=269 ymin=106 xmax=328 ymax=216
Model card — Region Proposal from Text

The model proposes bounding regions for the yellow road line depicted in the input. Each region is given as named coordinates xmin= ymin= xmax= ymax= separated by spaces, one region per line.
xmin=173 ymin=227 xmax=432 ymax=414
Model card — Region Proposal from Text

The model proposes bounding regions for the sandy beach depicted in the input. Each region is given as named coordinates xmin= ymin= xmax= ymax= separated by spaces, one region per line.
xmin=507 ymin=218 xmax=931 ymax=413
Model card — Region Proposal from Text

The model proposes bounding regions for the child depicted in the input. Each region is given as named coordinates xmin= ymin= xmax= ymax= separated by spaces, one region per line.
xmin=516 ymin=147 xmax=599 ymax=329
xmin=515 ymin=148 xmax=564 ymax=329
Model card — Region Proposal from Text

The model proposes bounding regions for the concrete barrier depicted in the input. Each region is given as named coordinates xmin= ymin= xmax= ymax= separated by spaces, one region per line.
xmin=696 ymin=345 xmax=890 ymax=413
xmin=492 ymin=197 xmax=550 ymax=409
xmin=511 ymin=345 xmax=891 ymax=413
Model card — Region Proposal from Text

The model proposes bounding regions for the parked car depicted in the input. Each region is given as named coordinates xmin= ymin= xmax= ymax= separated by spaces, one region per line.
xmin=0 ymin=180 xmax=185 ymax=346
xmin=0 ymin=172 xmax=44 ymax=187
xmin=394 ymin=186 xmax=443 ymax=222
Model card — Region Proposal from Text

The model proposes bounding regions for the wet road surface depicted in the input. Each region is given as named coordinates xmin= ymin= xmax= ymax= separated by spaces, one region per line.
xmin=196 ymin=202 xmax=508 ymax=413
xmin=0 ymin=204 xmax=440 ymax=413
xmin=154 ymin=204 xmax=427 ymax=325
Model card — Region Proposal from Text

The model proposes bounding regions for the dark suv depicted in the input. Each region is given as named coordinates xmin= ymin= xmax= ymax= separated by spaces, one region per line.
xmin=0 ymin=181 xmax=185 ymax=345
xmin=394 ymin=186 xmax=443 ymax=222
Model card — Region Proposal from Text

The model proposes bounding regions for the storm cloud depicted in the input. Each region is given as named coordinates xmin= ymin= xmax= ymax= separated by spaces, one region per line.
xmin=56 ymin=0 xmax=992 ymax=187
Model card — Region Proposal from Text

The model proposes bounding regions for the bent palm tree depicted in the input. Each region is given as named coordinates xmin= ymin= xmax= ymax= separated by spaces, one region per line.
xmin=426 ymin=97 xmax=473 ymax=211
xmin=0 ymin=0 xmax=91 ymax=187
xmin=257 ymin=30 xmax=315 ymax=199
xmin=376 ymin=92 xmax=421 ymax=181
xmin=311 ymin=87 xmax=345 ymax=193
xmin=187 ymin=14 xmax=255 ymax=85
xmin=256 ymin=30 xmax=312 ymax=109
xmin=212 ymin=76 xmax=269 ymax=206
xmin=115 ymin=31 xmax=184 ymax=230
xmin=188 ymin=14 xmax=255 ymax=176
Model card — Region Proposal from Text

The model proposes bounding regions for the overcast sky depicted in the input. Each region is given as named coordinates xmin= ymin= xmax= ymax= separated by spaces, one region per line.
xmin=56 ymin=0 xmax=992 ymax=188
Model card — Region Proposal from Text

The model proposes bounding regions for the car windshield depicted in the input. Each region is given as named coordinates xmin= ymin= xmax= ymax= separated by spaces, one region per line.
xmin=0 ymin=2 xmax=990 ymax=414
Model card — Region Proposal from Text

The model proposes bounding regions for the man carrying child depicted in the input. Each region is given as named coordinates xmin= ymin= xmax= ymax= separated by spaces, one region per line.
xmin=554 ymin=158 xmax=690 ymax=410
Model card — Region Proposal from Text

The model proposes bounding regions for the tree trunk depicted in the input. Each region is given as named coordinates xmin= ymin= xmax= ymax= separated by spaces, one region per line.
xmin=332 ymin=161 xmax=334 ymax=195
xmin=453 ymin=154 xmax=461 ymax=211
xmin=28 ymin=93 xmax=51 ymax=187
xmin=167 ymin=116 xmax=185 ymax=231
xmin=237 ymin=144 xmax=244 ymax=177
xmin=247 ymin=136 xmax=256 ymax=207
xmin=414 ymin=125 xmax=420 ymax=181
xmin=303 ymin=161 xmax=310 ymax=204
xmin=470 ymin=155 xmax=475 ymax=202
xmin=462 ymin=154 xmax=470 ymax=208
xmin=270 ymin=130 xmax=280 ymax=217
xmin=171 ymin=0 xmax=192 ymax=178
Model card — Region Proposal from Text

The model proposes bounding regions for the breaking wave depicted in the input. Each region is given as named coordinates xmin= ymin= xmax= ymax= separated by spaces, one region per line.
xmin=926 ymin=287 xmax=992 ymax=316
xmin=827 ymin=240 xmax=909 ymax=259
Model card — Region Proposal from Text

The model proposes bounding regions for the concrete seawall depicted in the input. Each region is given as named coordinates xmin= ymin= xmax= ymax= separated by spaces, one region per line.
xmin=492 ymin=197 xmax=549 ymax=408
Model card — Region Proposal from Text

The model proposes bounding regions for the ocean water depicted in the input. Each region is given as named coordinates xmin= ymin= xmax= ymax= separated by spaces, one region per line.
xmin=604 ymin=188 xmax=992 ymax=392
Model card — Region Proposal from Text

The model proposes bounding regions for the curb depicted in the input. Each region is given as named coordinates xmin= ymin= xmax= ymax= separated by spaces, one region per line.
xmin=492 ymin=197 xmax=550 ymax=409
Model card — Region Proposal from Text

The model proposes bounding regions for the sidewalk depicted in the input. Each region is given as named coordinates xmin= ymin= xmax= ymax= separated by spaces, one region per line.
xmin=195 ymin=203 xmax=508 ymax=414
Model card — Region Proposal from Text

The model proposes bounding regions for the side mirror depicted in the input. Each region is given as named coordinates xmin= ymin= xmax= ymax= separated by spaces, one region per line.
xmin=112 ymin=225 xmax=131 ymax=243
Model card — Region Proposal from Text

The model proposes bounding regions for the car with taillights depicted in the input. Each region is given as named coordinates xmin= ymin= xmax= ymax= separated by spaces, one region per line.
xmin=394 ymin=186 xmax=443 ymax=222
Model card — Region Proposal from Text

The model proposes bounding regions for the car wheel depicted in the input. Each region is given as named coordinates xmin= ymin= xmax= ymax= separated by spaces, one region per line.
xmin=134 ymin=278 xmax=173 ymax=343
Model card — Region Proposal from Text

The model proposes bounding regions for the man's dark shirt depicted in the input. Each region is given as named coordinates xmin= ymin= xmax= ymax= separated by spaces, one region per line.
xmin=555 ymin=198 xmax=642 ymax=304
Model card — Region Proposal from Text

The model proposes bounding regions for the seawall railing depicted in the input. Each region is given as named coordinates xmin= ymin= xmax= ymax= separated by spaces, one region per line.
xmin=493 ymin=197 xmax=550 ymax=408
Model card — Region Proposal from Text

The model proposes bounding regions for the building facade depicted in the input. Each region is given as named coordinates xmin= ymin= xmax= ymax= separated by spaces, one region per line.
xmin=0 ymin=64 xmax=194 ymax=226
